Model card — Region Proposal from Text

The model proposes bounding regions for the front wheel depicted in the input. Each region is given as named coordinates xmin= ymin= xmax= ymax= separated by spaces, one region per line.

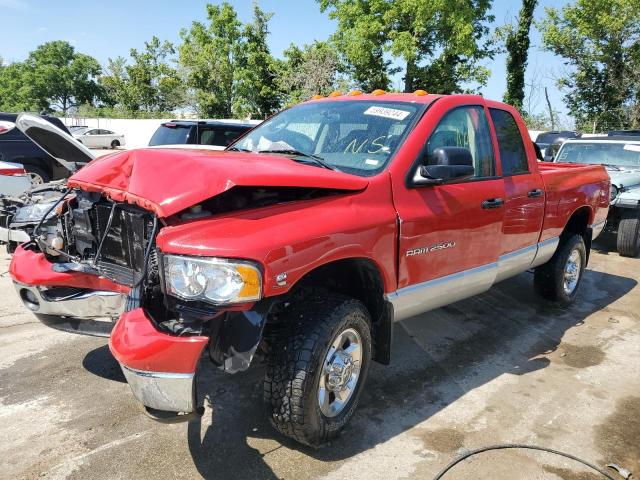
xmin=110 ymin=139 xmax=120 ymax=149
xmin=264 ymin=293 xmax=372 ymax=447
xmin=617 ymin=209 xmax=640 ymax=257
xmin=534 ymin=234 xmax=586 ymax=305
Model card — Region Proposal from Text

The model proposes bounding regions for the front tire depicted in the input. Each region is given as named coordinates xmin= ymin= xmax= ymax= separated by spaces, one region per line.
xmin=264 ymin=292 xmax=372 ymax=447
xmin=110 ymin=139 xmax=120 ymax=149
xmin=25 ymin=166 xmax=50 ymax=186
xmin=617 ymin=210 xmax=640 ymax=257
xmin=534 ymin=234 xmax=586 ymax=305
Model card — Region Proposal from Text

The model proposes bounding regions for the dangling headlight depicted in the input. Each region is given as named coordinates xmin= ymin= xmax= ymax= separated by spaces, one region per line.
xmin=163 ymin=255 xmax=262 ymax=304
xmin=11 ymin=201 xmax=58 ymax=224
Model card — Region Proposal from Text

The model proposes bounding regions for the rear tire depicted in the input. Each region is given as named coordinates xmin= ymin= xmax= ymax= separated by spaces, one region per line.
xmin=263 ymin=292 xmax=372 ymax=447
xmin=110 ymin=140 xmax=120 ymax=149
xmin=617 ymin=210 xmax=640 ymax=257
xmin=534 ymin=234 xmax=586 ymax=305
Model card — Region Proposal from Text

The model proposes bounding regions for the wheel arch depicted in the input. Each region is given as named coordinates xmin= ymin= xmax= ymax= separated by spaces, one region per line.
xmin=285 ymin=257 xmax=393 ymax=365
xmin=561 ymin=205 xmax=593 ymax=263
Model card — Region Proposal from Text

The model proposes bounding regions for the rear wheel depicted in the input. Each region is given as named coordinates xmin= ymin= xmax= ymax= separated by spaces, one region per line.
xmin=617 ymin=210 xmax=640 ymax=257
xmin=264 ymin=292 xmax=372 ymax=447
xmin=110 ymin=139 xmax=120 ymax=149
xmin=534 ymin=234 xmax=586 ymax=305
xmin=25 ymin=166 xmax=50 ymax=186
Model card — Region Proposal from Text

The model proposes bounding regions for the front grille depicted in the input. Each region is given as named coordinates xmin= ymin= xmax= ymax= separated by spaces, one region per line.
xmin=64 ymin=194 xmax=156 ymax=287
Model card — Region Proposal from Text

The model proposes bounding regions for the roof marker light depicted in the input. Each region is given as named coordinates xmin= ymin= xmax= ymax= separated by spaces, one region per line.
xmin=371 ymin=89 xmax=386 ymax=96
xmin=414 ymin=89 xmax=428 ymax=96
xmin=328 ymin=91 xmax=342 ymax=97
xmin=348 ymin=90 xmax=363 ymax=96
xmin=311 ymin=94 xmax=324 ymax=100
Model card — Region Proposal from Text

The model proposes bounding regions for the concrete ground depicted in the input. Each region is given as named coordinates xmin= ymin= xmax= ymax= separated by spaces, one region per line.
xmin=0 ymin=238 xmax=638 ymax=480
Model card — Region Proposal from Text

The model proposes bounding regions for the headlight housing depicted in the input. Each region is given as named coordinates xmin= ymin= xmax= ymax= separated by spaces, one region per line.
xmin=163 ymin=255 xmax=262 ymax=305
xmin=12 ymin=201 xmax=58 ymax=224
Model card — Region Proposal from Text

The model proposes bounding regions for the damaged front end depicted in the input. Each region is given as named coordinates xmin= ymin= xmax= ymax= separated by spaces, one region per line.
xmin=9 ymin=187 xmax=280 ymax=420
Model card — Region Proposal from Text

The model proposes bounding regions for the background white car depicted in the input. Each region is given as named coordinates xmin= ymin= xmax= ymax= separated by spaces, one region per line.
xmin=0 ymin=161 xmax=31 ymax=197
xmin=73 ymin=128 xmax=126 ymax=149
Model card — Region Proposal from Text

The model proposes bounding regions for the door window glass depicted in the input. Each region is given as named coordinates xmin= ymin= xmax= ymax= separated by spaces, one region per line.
xmin=426 ymin=106 xmax=495 ymax=177
xmin=489 ymin=108 xmax=529 ymax=175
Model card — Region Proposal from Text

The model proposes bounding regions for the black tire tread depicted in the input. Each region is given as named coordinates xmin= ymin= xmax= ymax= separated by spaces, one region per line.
xmin=534 ymin=234 xmax=586 ymax=304
xmin=263 ymin=292 xmax=371 ymax=447
xmin=617 ymin=209 xmax=640 ymax=257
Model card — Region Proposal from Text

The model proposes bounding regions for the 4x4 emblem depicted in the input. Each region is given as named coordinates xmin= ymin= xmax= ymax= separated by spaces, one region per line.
xmin=406 ymin=241 xmax=456 ymax=257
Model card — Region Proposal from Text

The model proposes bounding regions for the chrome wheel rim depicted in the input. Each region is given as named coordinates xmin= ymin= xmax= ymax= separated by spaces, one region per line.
xmin=318 ymin=327 xmax=362 ymax=418
xmin=563 ymin=249 xmax=582 ymax=295
xmin=27 ymin=172 xmax=44 ymax=186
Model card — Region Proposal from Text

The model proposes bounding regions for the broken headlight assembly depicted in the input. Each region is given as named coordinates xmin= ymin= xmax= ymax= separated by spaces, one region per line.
xmin=12 ymin=200 xmax=59 ymax=224
xmin=163 ymin=255 xmax=262 ymax=305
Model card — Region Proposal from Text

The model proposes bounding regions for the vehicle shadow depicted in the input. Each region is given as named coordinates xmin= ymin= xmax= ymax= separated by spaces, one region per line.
xmin=183 ymin=267 xmax=636 ymax=479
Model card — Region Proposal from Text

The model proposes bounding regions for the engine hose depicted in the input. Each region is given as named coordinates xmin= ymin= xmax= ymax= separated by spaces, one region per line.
xmin=432 ymin=444 xmax=624 ymax=480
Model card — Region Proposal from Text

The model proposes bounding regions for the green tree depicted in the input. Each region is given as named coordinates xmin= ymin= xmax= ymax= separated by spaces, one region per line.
xmin=235 ymin=2 xmax=281 ymax=118
xmin=23 ymin=41 xmax=102 ymax=114
xmin=0 ymin=61 xmax=37 ymax=112
xmin=100 ymin=37 xmax=185 ymax=114
xmin=503 ymin=0 xmax=538 ymax=110
xmin=179 ymin=2 xmax=245 ymax=117
xmin=278 ymin=41 xmax=342 ymax=104
xmin=318 ymin=0 xmax=495 ymax=93
xmin=540 ymin=0 xmax=640 ymax=132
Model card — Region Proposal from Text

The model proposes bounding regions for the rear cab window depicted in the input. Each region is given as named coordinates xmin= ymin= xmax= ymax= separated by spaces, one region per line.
xmin=489 ymin=108 xmax=529 ymax=175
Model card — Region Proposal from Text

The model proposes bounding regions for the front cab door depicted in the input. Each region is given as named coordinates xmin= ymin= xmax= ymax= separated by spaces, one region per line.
xmin=390 ymin=103 xmax=505 ymax=321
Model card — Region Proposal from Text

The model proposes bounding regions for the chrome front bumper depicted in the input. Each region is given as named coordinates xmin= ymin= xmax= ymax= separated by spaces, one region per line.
xmin=120 ymin=365 xmax=197 ymax=415
xmin=13 ymin=283 xmax=126 ymax=336
xmin=0 ymin=226 xmax=30 ymax=244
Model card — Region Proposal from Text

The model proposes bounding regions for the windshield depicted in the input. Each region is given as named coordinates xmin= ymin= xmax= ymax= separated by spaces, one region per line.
xmin=231 ymin=100 xmax=423 ymax=176
xmin=73 ymin=127 xmax=89 ymax=135
xmin=149 ymin=124 xmax=192 ymax=146
xmin=556 ymin=142 xmax=640 ymax=168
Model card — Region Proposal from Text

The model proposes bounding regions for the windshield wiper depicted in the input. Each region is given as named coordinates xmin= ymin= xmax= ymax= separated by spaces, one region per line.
xmin=227 ymin=146 xmax=252 ymax=152
xmin=602 ymin=163 xmax=622 ymax=171
xmin=258 ymin=148 xmax=339 ymax=171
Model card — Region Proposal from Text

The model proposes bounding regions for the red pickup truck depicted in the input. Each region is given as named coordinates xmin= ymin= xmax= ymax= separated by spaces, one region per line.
xmin=9 ymin=93 xmax=610 ymax=447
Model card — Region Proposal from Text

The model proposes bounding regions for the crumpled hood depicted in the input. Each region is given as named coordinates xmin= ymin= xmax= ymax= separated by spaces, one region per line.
xmin=67 ymin=148 xmax=368 ymax=217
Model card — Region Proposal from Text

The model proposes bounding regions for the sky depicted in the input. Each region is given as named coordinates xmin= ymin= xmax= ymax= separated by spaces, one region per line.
xmin=0 ymin=0 xmax=571 ymax=119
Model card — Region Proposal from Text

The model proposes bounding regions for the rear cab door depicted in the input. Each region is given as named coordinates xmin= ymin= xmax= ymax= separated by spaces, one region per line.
xmin=486 ymin=104 xmax=546 ymax=281
xmin=389 ymin=95 xmax=505 ymax=320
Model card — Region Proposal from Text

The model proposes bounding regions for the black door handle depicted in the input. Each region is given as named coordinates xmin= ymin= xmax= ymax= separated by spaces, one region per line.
xmin=527 ymin=188 xmax=543 ymax=198
xmin=481 ymin=198 xmax=504 ymax=209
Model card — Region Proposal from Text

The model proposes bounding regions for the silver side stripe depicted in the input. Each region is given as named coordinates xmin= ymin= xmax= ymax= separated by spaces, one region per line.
xmin=388 ymin=236 xmax=560 ymax=322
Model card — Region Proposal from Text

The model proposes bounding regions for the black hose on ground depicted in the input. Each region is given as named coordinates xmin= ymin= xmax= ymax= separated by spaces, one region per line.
xmin=432 ymin=444 xmax=628 ymax=480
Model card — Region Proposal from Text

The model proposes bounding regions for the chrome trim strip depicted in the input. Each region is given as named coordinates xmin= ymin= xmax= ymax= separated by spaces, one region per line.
xmin=0 ymin=226 xmax=30 ymax=244
xmin=120 ymin=365 xmax=196 ymax=413
xmin=495 ymin=243 xmax=537 ymax=282
xmin=589 ymin=220 xmax=606 ymax=240
xmin=530 ymin=236 xmax=560 ymax=269
xmin=13 ymin=282 xmax=126 ymax=319
xmin=387 ymin=262 xmax=497 ymax=322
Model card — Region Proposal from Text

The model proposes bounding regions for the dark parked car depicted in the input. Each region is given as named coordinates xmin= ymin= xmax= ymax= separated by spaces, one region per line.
xmin=148 ymin=120 xmax=256 ymax=149
xmin=608 ymin=129 xmax=640 ymax=137
xmin=535 ymin=130 xmax=581 ymax=161
xmin=0 ymin=113 xmax=80 ymax=185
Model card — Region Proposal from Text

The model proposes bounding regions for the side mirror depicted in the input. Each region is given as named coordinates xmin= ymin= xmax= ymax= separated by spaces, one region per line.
xmin=413 ymin=146 xmax=475 ymax=186
xmin=0 ymin=121 xmax=16 ymax=135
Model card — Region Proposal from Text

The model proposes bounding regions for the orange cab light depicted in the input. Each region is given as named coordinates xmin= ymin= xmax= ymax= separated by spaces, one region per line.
xmin=371 ymin=89 xmax=386 ymax=96
xmin=414 ymin=89 xmax=428 ymax=96
xmin=311 ymin=94 xmax=324 ymax=100
xmin=328 ymin=90 xmax=342 ymax=97
xmin=348 ymin=90 xmax=363 ymax=96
